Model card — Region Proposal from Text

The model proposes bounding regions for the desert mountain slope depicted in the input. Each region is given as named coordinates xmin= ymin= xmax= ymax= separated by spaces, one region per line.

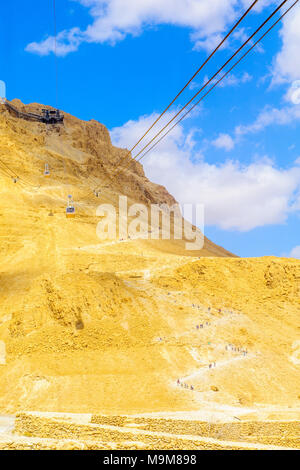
xmin=0 ymin=101 xmax=299 ymax=417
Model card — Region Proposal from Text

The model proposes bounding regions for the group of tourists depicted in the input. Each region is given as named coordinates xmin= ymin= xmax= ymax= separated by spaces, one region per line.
xmin=225 ymin=344 xmax=248 ymax=356
xmin=176 ymin=379 xmax=194 ymax=391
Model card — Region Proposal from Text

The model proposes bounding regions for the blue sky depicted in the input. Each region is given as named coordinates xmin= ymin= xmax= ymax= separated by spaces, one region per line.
xmin=1 ymin=0 xmax=300 ymax=258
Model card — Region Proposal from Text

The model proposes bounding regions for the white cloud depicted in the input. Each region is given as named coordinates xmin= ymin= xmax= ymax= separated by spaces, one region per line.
xmin=203 ymin=102 xmax=300 ymax=153
xmin=111 ymin=112 xmax=300 ymax=232
xmin=212 ymin=133 xmax=235 ymax=151
xmin=191 ymin=33 xmax=224 ymax=53
xmin=110 ymin=109 xmax=186 ymax=156
xmin=208 ymin=103 xmax=300 ymax=156
xmin=285 ymin=80 xmax=300 ymax=105
xmin=289 ymin=246 xmax=300 ymax=258
xmin=26 ymin=28 xmax=84 ymax=57
xmin=26 ymin=0 xmax=273 ymax=56
xmin=273 ymin=3 xmax=300 ymax=84
xmin=235 ymin=104 xmax=300 ymax=135
xmin=218 ymin=71 xmax=253 ymax=87
xmin=190 ymin=71 xmax=252 ymax=90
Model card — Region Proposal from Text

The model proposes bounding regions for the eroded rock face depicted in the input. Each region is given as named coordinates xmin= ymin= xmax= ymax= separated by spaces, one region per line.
xmin=2 ymin=99 xmax=177 ymax=208
xmin=0 ymin=100 xmax=299 ymax=418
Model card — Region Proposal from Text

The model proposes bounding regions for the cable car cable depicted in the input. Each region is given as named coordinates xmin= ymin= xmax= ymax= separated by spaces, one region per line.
xmin=136 ymin=0 xmax=299 ymax=165
xmin=0 ymin=157 xmax=39 ymax=189
xmin=53 ymin=0 xmax=59 ymax=109
xmin=118 ymin=0 xmax=260 ymax=167
xmin=120 ymin=0 xmax=290 ymax=173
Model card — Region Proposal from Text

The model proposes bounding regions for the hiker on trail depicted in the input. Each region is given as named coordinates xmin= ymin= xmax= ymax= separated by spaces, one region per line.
xmin=196 ymin=325 xmax=199 ymax=330
xmin=177 ymin=379 xmax=180 ymax=385
xmin=190 ymin=385 xmax=194 ymax=391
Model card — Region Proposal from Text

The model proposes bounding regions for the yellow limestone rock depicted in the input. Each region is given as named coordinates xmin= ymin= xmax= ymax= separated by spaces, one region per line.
xmin=0 ymin=101 xmax=299 ymax=435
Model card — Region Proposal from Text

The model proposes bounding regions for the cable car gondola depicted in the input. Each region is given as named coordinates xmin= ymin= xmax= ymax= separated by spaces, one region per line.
xmin=44 ymin=163 xmax=50 ymax=177
xmin=66 ymin=195 xmax=75 ymax=219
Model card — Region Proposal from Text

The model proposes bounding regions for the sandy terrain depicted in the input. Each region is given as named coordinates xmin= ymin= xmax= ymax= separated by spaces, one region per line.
xmin=0 ymin=100 xmax=299 ymax=449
